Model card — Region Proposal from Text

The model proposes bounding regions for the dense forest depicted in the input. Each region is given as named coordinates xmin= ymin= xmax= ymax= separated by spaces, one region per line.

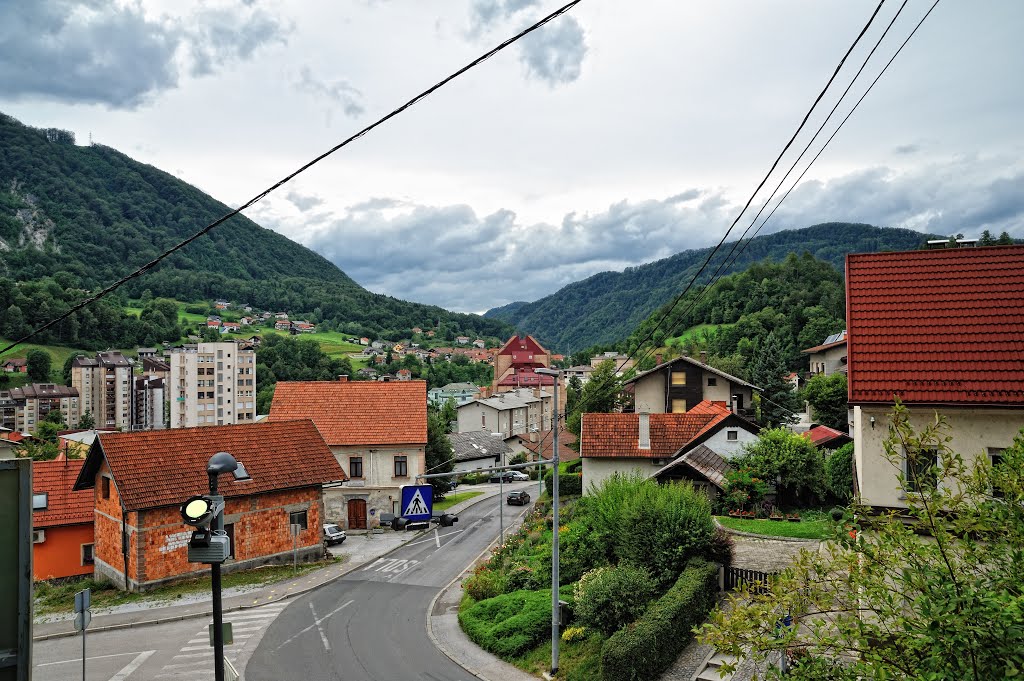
xmin=0 ymin=113 xmax=512 ymax=343
xmin=485 ymin=222 xmax=936 ymax=351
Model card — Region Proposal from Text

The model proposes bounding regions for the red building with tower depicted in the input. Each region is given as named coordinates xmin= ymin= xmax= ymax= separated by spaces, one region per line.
xmin=492 ymin=335 xmax=555 ymax=393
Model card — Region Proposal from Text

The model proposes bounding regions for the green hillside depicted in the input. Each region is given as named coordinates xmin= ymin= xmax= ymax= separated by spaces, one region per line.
xmin=485 ymin=222 xmax=935 ymax=351
xmin=0 ymin=112 xmax=512 ymax=350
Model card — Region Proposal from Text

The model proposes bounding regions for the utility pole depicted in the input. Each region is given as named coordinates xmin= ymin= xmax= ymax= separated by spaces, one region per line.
xmin=536 ymin=367 xmax=561 ymax=675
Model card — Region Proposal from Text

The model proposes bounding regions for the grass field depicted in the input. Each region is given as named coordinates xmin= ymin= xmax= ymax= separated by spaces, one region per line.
xmin=434 ymin=491 xmax=483 ymax=511
xmin=715 ymin=515 xmax=831 ymax=540
xmin=669 ymin=323 xmax=731 ymax=345
xmin=0 ymin=337 xmax=98 ymax=384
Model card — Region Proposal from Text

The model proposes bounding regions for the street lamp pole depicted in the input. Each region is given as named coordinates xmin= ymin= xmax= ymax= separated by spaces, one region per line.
xmin=536 ymin=367 xmax=561 ymax=675
xmin=208 ymin=467 xmax=226 ymax=681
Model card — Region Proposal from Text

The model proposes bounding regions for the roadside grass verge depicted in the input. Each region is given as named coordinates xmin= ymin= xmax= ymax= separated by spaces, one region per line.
xmin=34 ymin=557 xmax=340 ymax=616
xmin=434 ymin=491 xmax=483 ymax=511
xmin=715 ymin=515 xmax=831 ymax=539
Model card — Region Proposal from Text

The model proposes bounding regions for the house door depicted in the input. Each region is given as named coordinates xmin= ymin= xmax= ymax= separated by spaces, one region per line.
xmin=347 ymin=498 xmax=367 ymax=530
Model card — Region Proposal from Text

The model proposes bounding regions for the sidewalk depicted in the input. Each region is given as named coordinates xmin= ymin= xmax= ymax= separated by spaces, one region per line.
xmin=33 ymin=485 xmax=514 ymax=642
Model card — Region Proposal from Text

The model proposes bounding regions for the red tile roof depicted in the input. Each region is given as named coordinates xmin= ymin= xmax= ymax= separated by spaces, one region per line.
xmin=75 ymin=420 xmax=344 ymax=512
xmin=32 ymin=459 xmax=93 ymax=528
xmin=847 ymin=246 xmax=1024 ymax=405
xmin=582 ymin=401 xmax=735 ymax=459
xmin=803 ymin=425 xmax=852 ymax=448
xmin=269 ymin=380 xmax=427 ymax=446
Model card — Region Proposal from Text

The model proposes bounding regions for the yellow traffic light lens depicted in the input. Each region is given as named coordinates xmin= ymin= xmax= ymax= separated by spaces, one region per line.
xmin=184 ymin=498 xmax=211 ymax=521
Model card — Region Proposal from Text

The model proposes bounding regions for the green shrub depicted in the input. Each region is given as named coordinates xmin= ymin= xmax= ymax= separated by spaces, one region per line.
xmin=504 ymin=560 xmax=543 ymax=592
xmin=463 ymin=565 xmax=505 ymax=601
xmin=573 ymin=564 xmax=656 ymax=635
xmin=735 ymin=427 xmax=826 ymax=506
xmin=599 ymin=559 xmax=719 ymax=681
xmin=545 ymin=470 xmax=584 ymax=496
xmin=705 ymin=527 xmax=735 ymax=567
xmin=566 ymin=458 xmax=583 ymax=473
xmin=559 ymin=518 xmax=609 ymax=584
xmin=824 ymin=442 xmax=854 ymax=502
xmin=459 ymin=585 xmax=574 ymax=658
xmin=561 ymin=625 xmax=588 ymax=643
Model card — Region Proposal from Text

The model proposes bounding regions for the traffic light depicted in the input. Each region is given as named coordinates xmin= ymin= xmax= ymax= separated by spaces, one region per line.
xmin=180 ymin=494 xmax=229 ymax=563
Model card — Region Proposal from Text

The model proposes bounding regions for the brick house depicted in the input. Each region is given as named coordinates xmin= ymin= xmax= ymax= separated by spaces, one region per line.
xmin=847 ymin=246 xmax=1024 ymax=510
xmin=73 ymin=420 xmax=345 ymax=591
xmin=269 ymin=377 xmax=427 ymax=530
xmin=581 ymin=400 xmax=760 ymax=497
xmin=32 ymin=459 xmax=95 ymax=580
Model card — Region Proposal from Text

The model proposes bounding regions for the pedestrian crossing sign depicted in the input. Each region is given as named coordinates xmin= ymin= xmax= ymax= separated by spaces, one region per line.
xmin=400 ymin=484 xmax=433 ymax=521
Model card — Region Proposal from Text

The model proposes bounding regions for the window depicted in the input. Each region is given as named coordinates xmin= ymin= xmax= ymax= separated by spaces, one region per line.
xmin=989 ymin=447 xmax=1006 ymax=498
xmin=726 ymin=430 xmax=738 ymax=441
xmin=671 ymin=399 xmax=687 ymax=414
xmin=905 ymin=447 xmax=938 ymax=493
xmin=350 ymin=457 xmax=364 ymax=478
xmin=82 ymin=543 xmax=94 ymax=565
xmin=289 ymin=510 xmax=308 ymax=530
xmin=707 ymin=377 xmax=717 ymax=387
xmin=394 ymin=455 xmax=408 ymax=477
xmin=101 ymin=476 xmax=111 ymax=499
xmin=32 ymin=493 xmax=48 ymax=511
xmin=671 ymin=371 xmax=687 ymax=386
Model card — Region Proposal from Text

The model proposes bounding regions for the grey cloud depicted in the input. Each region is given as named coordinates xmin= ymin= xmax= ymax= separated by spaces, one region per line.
xmin=667 ymin=189 xmax=702 ymax=204
xmin=893 ymin=143 xmax=921 ymax=155
xmin=285 ymin=191 xmax=324 ymax=211
xmin=468 ymin=0 xmax=539 ymax=36
xmin=517 ymin=15 xmax=586 ymax=85
xmin=0 ymin=1 xmax=286 ymax=109
xmin=295 ymin=66 xmax=365 ymax=119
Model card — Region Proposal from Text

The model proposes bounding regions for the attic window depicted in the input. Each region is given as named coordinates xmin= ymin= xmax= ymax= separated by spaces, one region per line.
xmin=101 ymin=476 xmax=111 ymax=499
xmin=707 ymin=378 xmax=717 ymax=387
xmin=32 ymin=493 xmax=48 ymax=511
xmin=726 ymin=430 xmax=738 ymax=441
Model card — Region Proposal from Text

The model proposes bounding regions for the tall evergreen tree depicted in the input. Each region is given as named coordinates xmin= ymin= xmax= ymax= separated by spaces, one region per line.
xmin=747 ymin=330 xmax=796 ymax=427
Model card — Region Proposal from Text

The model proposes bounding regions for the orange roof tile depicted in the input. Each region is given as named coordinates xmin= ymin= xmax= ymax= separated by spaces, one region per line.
xmin=847 ymin=246 xmax=1024 ymax=405
xmin=268 ymin=380 xmax=427 ymax=446
xmin=75 ymin=420 xmax=344 ymax=512
xmin=583 ymin=412 xmax=713 ymax=459
xmin=32 ymin=459 xmax=93 ymax=528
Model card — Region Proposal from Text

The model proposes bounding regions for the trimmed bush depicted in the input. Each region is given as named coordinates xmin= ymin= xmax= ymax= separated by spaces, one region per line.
xmin=825 ymin=442 xmax=854 ymax=502
xmin=544 ymin=470 xmax=584 ymax=497
xmin=599 ymin=559 xmax=719 ymax=681
xmin=573 ymin=564 xmax=656 ymax=635
xmin=463 ymin=564 xmax=504 ymax=601
xmin=459 ymin=585 xmax=574 ymax=658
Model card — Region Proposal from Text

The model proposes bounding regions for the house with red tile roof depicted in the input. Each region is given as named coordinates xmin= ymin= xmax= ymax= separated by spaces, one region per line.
xmin=801 ymin=330 xmax=847 ymax=378
xmin=803 ymin=424 xmax=852 ymax=450
xmin=73 ymin=420 xmax=345 ymax=591
xmin=580 ymin=400 xmax=759 ymax=496
xmin=32 ymin=459 xmax=95 ymax=580
xmin=623 ymin=353 xmax=760 ymax=417
xmin=492 ymin=335 xmax=553 ymax=393
xmin=847 ymin=246 xmax=1024 ymax=510
xmin=269 ymin=378 xmax=428 ymax=530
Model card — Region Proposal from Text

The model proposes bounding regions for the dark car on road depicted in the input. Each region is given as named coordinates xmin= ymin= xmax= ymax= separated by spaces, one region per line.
xmin=506 ymin=490 xmax=531 ymax=506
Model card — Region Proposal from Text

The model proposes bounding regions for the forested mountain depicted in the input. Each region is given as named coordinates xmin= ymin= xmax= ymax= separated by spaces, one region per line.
xmin=0 ymin=113 xmax=511 ymax=347
xmin=485 ymin=223 xmax=935 ymax=351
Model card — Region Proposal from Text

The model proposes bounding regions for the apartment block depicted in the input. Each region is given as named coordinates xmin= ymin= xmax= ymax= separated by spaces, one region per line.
xmin=0 ymin=384 xmax=80 ymax=433
xmin=169 ymin=342 xmax=256 ymax=428
xmin=71 ymin=352 xmax=133 ymax=430
xmin=132 ymin=376 xmax=166 ymax=431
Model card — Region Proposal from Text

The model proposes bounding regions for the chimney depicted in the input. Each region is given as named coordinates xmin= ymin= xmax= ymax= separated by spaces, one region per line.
xmin=700 ymin=351 xmax=708 ymax=364
xmin=638 ymin=413 xmax=651 ymax=450
xmin=731 ymin=395 xmax=740 ymax=414
xmin=533 ymin=386 xmax=541 ymax=398
xmin=338 ymin=375 xmax=348 ymax=382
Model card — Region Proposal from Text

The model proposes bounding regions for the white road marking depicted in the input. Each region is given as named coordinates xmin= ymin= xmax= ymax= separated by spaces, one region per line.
xmin=35 ymin=651 xmax=151 ymax=667
xmin=107 ymin=650 xmax=156 ymax=681
xmin=406 ymin=528 xmax=464 ymax=547
xmin=309 ymin=602 xmax=331 ymax=651
xmin=435 ymin=528 xmax=441 ymax=547
xmin=275 ymin=599 xmax=353 ymax=649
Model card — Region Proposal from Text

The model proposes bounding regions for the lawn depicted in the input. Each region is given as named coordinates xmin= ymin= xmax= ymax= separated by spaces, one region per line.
xmin=434 ymin=491 xmax=483 ymax=511
xmin=0 ymin=337 xmax=98 ymax=384
xmin=34 ymin=558 xmax=339 ymax=616
xmin=715 ymin=515 xmax=832 ymax=540
xmin=668 ymin=322 xmax=732 ymax=345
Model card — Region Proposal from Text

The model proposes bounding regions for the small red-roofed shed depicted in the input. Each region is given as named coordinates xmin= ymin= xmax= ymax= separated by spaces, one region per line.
xmin=32 ymin=459 xmax=95 ymax=580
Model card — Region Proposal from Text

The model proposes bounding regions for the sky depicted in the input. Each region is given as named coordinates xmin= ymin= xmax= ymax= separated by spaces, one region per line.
xmin=2 ymin=0 xmax=1023 ymax=314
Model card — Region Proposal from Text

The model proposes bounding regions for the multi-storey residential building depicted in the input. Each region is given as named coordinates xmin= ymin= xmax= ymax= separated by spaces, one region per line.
xmin=132 ymin=376 xmax=165 ymax=431
xmin=492 ymin=335 xmax=554 ymax=393
xmin=455 ymin=387 xmax=553 ymax=439
xmin=168 ymin=342 xmax=256 ymax=428
xmin=71 ymin=352 xmax=133 ymax=430
xmin=0 ymin=384 xmax=80 ymax=433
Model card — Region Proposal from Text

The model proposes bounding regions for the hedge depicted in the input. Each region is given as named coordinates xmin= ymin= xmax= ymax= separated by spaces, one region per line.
xmin=544 ymin=470 xmax=583 ymax=497
xmin=599 ymin=559 xmax=719 ymax=681
xmin=458 ymin=585 xmax=575 ymax=658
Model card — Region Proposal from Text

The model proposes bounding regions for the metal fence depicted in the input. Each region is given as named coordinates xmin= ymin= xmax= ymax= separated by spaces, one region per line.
xmin=722 ymin=565 xmax=776 ymax=592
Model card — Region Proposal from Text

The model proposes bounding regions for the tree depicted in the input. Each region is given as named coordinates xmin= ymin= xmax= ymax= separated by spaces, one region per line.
xmin=63 ymin=352 xmax=86 ymax=386
xmin=979 ymin=229 xmax=995 ymax=246
xmin=566 ymin=360 xmax=625 ymax=437
xmin=78 ymin=410 xmax=95 ymax=430
xmin=701 ymin=405 xmax=1024 ymax=680
xmin=997 ymin=230 xmax=1015 ymax=245
xmin=747 ymin=330 xmax=796 ymax=427
xmin=425 ymin=405 xmax=455 ymax=499
xmin=735 ymin=427 xmax=824 ymax=507
xmin=824 ymin=442 xmax=853 ymax=502
xmin=801 ymin=373 xmax=848 ymax=431
xmin=26 ymin=349 xmax=52 ymax=382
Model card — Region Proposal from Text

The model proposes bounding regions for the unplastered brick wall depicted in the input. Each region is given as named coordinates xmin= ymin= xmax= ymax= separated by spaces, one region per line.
xmin=92 ymin=460 xmax=140 ymax=585
xmin=135 ymin=487 xmax=325 ymax=585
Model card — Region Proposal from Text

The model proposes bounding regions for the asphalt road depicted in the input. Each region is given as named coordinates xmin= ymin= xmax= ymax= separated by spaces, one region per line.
xmin=247 ymin=488 xmax=534 ymax=681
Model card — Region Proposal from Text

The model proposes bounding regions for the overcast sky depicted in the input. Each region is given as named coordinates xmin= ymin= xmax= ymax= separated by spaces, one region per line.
xmin=2 ymin=0 xmax=1022 ymax=313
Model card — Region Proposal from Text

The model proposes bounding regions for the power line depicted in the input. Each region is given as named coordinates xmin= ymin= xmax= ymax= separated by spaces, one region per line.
xmin=0 ymin=0 xmax=584 ymax=358
xmin=622 ymin=0 xmax=889 ymax=370
xmin=630 ymin=0 xmax=941 ymax=374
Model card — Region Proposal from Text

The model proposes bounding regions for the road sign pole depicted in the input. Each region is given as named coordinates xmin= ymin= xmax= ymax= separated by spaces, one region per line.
xmin=82 ymin=620 xmax=85 ymax=681
xmin=499 ymin=471 xmax=504 ymax=544
xmin=74 ymin=588 xmax=91 ymax=681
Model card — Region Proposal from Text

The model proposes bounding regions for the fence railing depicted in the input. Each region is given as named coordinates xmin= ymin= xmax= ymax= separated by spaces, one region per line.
xmin=721 ymin=565 xmax=776 ymax=592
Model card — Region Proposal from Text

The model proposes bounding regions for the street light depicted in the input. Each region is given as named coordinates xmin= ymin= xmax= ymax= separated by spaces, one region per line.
xmin=535 ymin=367 xmax=561 ymax=676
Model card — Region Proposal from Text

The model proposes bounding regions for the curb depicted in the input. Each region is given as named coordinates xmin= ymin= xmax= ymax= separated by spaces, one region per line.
xmin=713 ymin=518 xmax=821 ymax=543
xmin=425 ymin=497 xmax=539 ymax=681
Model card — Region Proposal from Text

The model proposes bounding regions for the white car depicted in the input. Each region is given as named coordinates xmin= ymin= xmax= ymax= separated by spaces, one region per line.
xmin=505 ymin=471 xmax=530 ymax=482
xmin=323 ymin=523 xmax=346 ymax=546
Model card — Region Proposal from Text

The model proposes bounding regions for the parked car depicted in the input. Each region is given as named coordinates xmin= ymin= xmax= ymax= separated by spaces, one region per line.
xmin=506 ymin=470 xmax=530 ymax=481
xmin=323 ymin=523 xmax=346 ymax=546
xmin=489 ymin=470 xmax=530 ymax=483
xmin=507 ymin=490 xmax=531 ymax=506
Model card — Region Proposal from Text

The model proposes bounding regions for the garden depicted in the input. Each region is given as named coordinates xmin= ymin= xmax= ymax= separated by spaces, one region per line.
xmin=458 ymin=468 xmax=730 ymax=680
